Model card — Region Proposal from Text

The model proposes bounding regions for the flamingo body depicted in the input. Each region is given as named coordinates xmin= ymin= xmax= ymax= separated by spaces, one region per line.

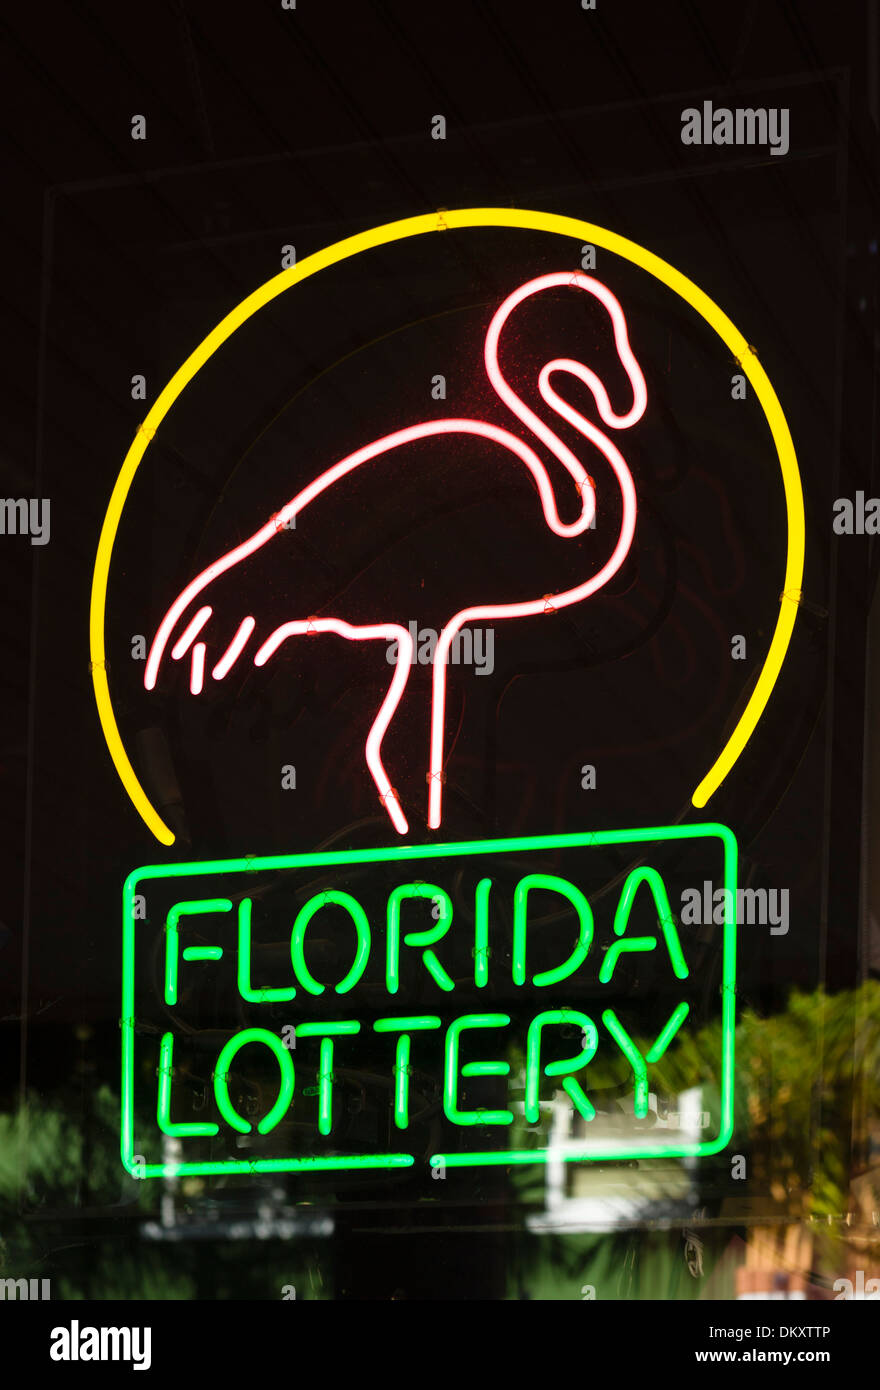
xmin=145 ymin=272 xmax=647 ymax=833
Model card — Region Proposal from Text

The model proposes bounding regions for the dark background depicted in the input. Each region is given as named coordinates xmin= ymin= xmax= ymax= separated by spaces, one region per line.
xmin=0 ymin=0 xmax=877 ymax=1300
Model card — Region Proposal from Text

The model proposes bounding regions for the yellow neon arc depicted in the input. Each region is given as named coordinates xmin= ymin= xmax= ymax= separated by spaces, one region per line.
xmin=90 ymin=207 xmax=804 ymax=844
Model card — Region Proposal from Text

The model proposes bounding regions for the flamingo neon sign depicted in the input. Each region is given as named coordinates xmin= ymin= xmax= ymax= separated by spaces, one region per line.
xmin=91 ymin=209 xmax=805 ymax=845
xmin=143 ymin=270 xmax=644 ymax=835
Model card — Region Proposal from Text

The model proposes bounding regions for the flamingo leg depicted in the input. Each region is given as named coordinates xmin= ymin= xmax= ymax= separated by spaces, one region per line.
xmin=254 ymin=618 xmax=415 ymax=834
xmin=427 ymin=617 xmax=480 ymax=829
xmin=212 ymin=615 xmax=257 ymax=680
xmin=190 ymin=642 xmax=207 ymax=695
xmin=427 ymin=630 xmax=455 ymax=830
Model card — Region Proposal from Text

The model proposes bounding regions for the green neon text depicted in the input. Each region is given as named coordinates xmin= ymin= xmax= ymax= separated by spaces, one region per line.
xmin=124 ymin=825 xmax=737 ymax=1177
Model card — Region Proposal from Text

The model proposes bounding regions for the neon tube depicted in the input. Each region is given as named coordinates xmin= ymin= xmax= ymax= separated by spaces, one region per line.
xmin=164 ymin=898 xmax=231 ymax=1006
xmin=599 ymin=866 xmax=690 ymax=983
xmin=443 ymin=1014 xmax=512 ymax=1127
xmin=212 ymin=616 xmax=256 ymax=680
xmin=374 ymin=1016 xmax=442 ymax=1129
xmin=237 ymin=898 xmax=296 ymax=1003
xmin=602 ymin=1005 xmax=690 ymax=1118
xmin=255 ymin=619 xmax=413 ymax=833
xmin=647 ymin=1002 xmax=690 ymax=1063
xmin=525 ymin=1009 xmax=598 ymax=1124
xmin=170 ymin=606 xmax=214 ymax=658
xmin=474 ymin=877 xmax=491 ymax=987
xmin=213 ymin=1027 xmax=296 ymax=1135
xmin=189 ymin=642 xmax=206 ymax=695
xmin=599 ymin=936 xmax=656 ymax=983
xmin=171 ymin=605 xmax=212 ymax=661
xmin=512 ymin=873 xmax=594 ymax=987
xmin=296 ymin=1021 xmax=361 ymax=1137
xmin=385 ymin=882 xmax=454 ymax=994
xmin=157 ymin=1033 xmax=219 ymax=1138
xmin=290 ymin=890 xmax=372 ymax=995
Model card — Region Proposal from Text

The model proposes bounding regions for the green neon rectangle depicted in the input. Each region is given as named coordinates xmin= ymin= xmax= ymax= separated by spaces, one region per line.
xmin=122 ymin=822 xmax=737 ymax=1178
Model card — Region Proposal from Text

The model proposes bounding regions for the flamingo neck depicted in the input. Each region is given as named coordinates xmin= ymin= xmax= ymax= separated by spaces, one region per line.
xmin=483 ymin=272 xmax=647 ymax=539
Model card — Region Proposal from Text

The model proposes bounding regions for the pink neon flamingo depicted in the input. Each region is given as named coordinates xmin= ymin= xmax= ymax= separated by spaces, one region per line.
xmin=145 ymin=272 xmax=647 ymax=834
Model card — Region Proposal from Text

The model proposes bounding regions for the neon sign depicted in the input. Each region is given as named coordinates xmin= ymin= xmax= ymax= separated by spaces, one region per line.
xmin=141 ymin=271 xmax=642 ymax=833
xmin=96 ymin=211 xmax=804 ymax=1180
xmin=122 ymin=824 xmax=737 ymax=1178
xmin=90 ymin=208 xmax=804 ymax=847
